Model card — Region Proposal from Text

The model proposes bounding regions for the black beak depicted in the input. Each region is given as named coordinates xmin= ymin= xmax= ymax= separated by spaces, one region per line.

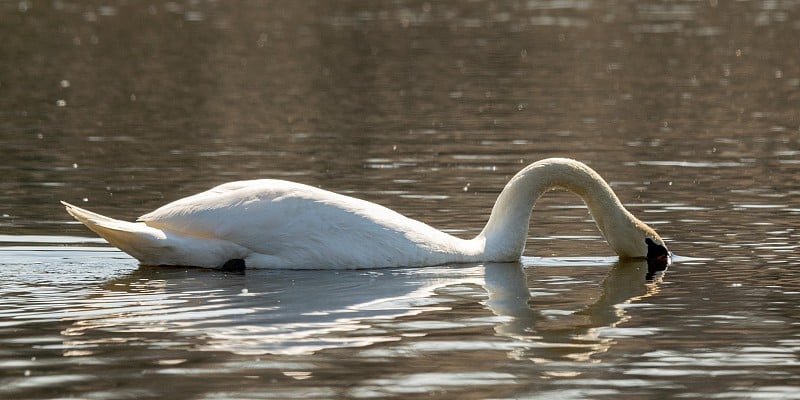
xmin=645 ymin=238 xmax=671 ymax=280
xmin=645 ymin=238 xmax=670 ymax=261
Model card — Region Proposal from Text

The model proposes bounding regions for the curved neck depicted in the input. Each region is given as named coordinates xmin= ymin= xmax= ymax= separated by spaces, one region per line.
xmin=476 ymin=158 xmax=654 ymax=260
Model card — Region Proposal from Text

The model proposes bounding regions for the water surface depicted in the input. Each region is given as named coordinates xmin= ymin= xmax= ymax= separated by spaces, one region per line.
xmin=2 ymin=1 xmax=800 ymax=398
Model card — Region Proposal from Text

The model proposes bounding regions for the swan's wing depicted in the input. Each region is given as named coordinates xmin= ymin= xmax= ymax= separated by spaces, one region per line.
xmin=136 ymin=179 xmax=466 ymax=267
xmin=137 ymin=180 xmax=320 ymax=238
xmin=137 ymin=179 xmax=415 ymax=248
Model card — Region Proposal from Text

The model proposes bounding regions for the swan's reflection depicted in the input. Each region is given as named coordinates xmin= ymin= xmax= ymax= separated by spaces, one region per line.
xmin=62 ymin=265 xmax=485 ymax=355
xmin=60 ymin=256 xmax=667 ymax=360
xmin=483 ymin=257 xmax=668 ymax=361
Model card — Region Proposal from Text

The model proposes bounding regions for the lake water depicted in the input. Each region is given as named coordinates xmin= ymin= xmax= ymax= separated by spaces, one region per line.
xmin=2 ymin=1 xmax=800 ymax=398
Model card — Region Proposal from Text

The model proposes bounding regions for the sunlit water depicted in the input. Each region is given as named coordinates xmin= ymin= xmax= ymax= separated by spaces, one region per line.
xmin=2 ymin=1 xmax=800 ymax=399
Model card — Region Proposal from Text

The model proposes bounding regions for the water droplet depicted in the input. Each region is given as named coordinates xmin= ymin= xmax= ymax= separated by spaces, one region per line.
xmin=72 ymin=163 xmax=78 ymax=168
xmin=185 ymin=10 xmax=204 ymax=22
xmin=98 ymin=6 xmax=117 ymax=17
xmin=164 ymin=2 xmax=181 ymax=13
xmin=82 ymin=198 xmax=89 ymax=202
xmin=257 ymin=33 xmax=269 ymax=47
xmin=56 ymin=99 xmax=67 ymax=107
xmin=60 ymin=80 xmax=70 ymax=88
xmin=24 ymin=369 xmax=30 ymax=377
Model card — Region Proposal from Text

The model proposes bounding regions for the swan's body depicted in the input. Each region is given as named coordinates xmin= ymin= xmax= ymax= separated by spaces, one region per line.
xmin=63 ymin=158 xmax=667 ymax=269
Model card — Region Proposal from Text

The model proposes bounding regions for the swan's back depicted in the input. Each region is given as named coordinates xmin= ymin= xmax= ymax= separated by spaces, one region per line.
xmin=137 ymin=180 xmax=474 ymax=268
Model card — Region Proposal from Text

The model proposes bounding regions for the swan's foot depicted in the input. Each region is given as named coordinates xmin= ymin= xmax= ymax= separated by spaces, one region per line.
xmin=219 ymin=258 xmax=246 ymax=272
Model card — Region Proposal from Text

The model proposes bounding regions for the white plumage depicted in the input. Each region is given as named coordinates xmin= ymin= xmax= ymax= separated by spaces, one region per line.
xmin=63 ymin=158 xmax=667 ymax=269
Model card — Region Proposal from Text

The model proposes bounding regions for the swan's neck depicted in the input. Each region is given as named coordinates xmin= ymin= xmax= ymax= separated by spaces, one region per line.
xmin=476 ymin=158 xmax=659 ymax=260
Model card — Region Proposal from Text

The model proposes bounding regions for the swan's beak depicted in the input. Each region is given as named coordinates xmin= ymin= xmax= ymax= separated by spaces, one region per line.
xmin=645 ymin=238 xmax=671 ymax=280
xmin=645 ymin=238 xmax=671 ymax=262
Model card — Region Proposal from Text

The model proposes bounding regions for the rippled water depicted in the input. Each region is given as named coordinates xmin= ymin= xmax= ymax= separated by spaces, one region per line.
xmin=2 ymin=0 xmax=800 ymax=399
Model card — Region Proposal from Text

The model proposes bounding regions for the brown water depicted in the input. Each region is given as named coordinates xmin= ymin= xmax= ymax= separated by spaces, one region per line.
xmin=2 ymin=1 xmax=800 ymax=398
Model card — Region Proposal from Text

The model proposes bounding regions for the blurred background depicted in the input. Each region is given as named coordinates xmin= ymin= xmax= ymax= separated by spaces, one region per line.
xmin=3 ymin=0 xmax=798 ymax=246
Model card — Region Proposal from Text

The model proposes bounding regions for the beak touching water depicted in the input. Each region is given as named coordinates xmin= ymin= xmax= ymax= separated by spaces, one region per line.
xmin=645 ymin=238 xmax=671 ymax=280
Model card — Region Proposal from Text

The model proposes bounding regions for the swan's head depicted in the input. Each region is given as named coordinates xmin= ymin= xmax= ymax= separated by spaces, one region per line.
xmin=605 ymin=216 xmax=669 ymax=260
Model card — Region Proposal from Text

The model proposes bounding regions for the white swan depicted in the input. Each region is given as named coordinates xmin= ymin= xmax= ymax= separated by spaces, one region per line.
xmin=62 ymin=158 xmax=668 ymax=269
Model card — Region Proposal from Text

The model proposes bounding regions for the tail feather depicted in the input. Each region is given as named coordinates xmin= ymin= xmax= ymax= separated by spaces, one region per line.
xmin=61 ymin=201 xmax=248 ymax=267
xmin=61 ymin=201 xmax=166 ymax=261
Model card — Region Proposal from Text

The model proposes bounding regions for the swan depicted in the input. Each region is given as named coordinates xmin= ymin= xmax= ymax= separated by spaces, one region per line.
xmin=62 ymin=158 xmax=669 ymax=269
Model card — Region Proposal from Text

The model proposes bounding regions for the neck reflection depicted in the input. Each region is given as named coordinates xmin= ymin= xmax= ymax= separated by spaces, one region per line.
xmin=483 ymin=257 xmax=669 ymax=361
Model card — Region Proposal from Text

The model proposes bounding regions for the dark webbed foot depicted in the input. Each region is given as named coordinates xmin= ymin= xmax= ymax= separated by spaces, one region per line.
xmin=219 ymin=258 xmax=246 ymax=273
